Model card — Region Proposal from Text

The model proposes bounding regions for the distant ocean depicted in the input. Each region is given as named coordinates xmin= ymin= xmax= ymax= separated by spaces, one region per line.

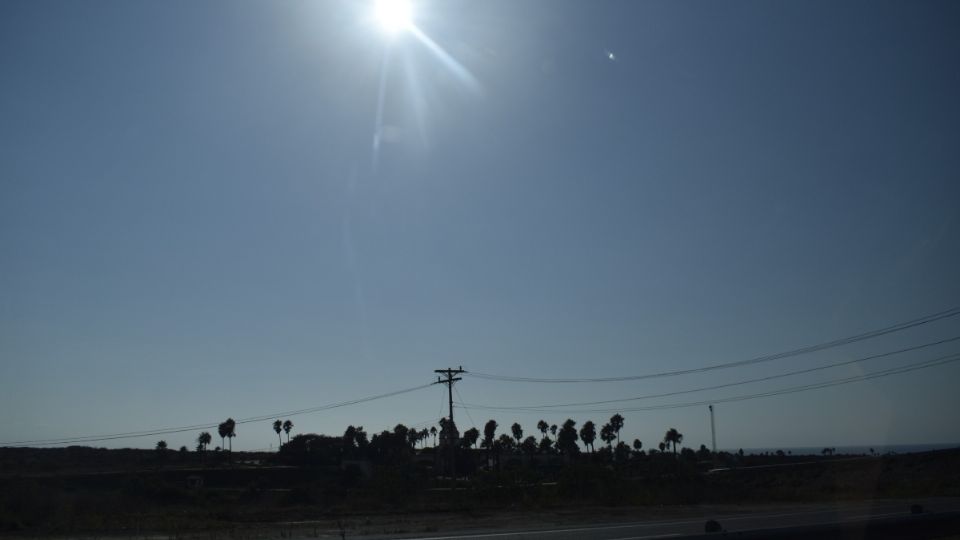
xmin=728 ymin=443 xmax=960 ymax=456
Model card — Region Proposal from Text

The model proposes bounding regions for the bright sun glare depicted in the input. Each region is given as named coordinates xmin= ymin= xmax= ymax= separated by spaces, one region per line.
xmin=374 ymin=0 xmax=413 ymax=35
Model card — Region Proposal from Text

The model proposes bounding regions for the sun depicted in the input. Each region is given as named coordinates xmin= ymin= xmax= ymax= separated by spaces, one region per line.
xmin=374 ymin=0 xmax=413 ymax=35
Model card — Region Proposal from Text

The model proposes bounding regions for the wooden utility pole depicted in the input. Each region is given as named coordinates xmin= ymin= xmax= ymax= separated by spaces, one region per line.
xmin=709 ymin=404 xmax=717 ymax=454
xmin=434 ymin=366 xmax=464 ymax=482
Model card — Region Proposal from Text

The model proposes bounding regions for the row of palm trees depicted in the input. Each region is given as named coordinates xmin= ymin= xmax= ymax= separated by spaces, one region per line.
xmin=457 ymin=415 xmax=685 ymax=457
xmin=184 ymin=415 xmax=684 ymax=456
xmin=272 ymin=419 xmax=294 ymax=447
xmin=194 ymin=418 xmax=296 ymax=452
xmin=192 ymin=418 xmax=241 ymax=453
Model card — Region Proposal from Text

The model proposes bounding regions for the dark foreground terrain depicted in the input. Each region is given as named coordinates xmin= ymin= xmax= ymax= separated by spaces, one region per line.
xmin=1 ymin=445 xmax=958 ymax=537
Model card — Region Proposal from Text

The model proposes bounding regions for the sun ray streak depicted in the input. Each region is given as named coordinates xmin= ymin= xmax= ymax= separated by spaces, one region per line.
xmin=371 ymin=46 xmax=392 ymax=174
xmin=409 ymin=25 xmax=482 ymax=94
xmin=402 ymin=46 xmax=430 ymax=149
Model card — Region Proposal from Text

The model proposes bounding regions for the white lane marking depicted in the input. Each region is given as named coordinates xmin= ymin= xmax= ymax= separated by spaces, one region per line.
xmin=399 ymin=505 xmax=913 ymax=540
xmin=832 ymin=511 xmax=905 ymax=522
xmin=729 ymin=511 xmax=907 ymax=534
xmin=606 ymin=534 xmax=682 ymax=540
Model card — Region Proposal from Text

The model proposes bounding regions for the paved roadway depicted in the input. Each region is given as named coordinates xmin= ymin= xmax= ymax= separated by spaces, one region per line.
xmin=354 ymin=498 xmax=960 ymax=540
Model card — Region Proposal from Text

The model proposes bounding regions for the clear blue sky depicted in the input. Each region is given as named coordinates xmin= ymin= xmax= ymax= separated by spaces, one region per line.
xmin=2 ymin=0 xmax=959 ymax=452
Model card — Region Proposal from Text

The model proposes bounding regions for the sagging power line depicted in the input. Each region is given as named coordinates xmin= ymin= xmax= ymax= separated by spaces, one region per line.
xmin=458 ymin=335 xmax=960 ymax=410
xmin=465 ymin=306 xmax=960 ymax=383
xmin=456 ymin=352 xmax=960 ymax=415
xmin=2 ymin=381 xmax=438 ymax=447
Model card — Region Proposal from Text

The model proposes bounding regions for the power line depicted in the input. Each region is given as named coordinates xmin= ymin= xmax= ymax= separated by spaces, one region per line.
xmin=460 ymin=336 xmax=960 ymax=410
xmin=438 ymin=382 xmax=448 ymax=421
xmin=2 ymin=381 xmax=438 ymax=447
xmin=453 ymin=385 xmax=477 ymax=431
xmin=465 ymin=306 xmax=960 ymax=383
xmin=456 ymin=352 xmax=960 ymax=415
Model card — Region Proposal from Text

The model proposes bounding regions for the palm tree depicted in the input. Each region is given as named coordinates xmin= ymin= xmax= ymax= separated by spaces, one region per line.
xmin=482 ymin=420 xmax=498 ymax=448
xmin=224 ymin=418 xmax=236 ymax=451
xmin=482 ymin=420 xmax=498 ymax=463
xmin=633 ymin=439 xmax=642 ymax=451
xmin=430 ymin=426 xmax=438 ymax=447
xmin=600 ymin=423 xmax=615 ymax=448
xmin=609 ymin=414 xmax=625 ymax=445
xmin=579 ymin=421 xmax=597 ymax=452
xmin=283 ymin=420 xmax=293 ymax=442
xmin=537 ymin=420 xmax=549 ymax=439
xmin=197 ymin=431 xmax=212 ymax=464
xmin=462 ymin=427 xmax=480 ymax=448
xmin=549 ymin=424 xmax=557 ymax=439
xmin=273 ymin=420 xmax=283 ymax=447
xmin=198 ymin=431 xmax=212 ymax=452
xmin=664 ymin=427 xmax=683 ymax=455
xmin=217 ymin=422 xmax=228 ymax=450
xmin=407 ymin=426 xmax=420 ymax=448
xmin=557 ymin=419 xmax=579 ymax=455
xmin=511 ymin=423 xmax=523 ymax=446
xmin=420 ymin=428 xmax=429 ymax=448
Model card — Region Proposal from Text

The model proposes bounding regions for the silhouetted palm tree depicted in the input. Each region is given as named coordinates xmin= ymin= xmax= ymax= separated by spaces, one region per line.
xmin=600 ymin=423 xmax=615 ymax=448
xmin=549 ymin=424 xmax=557 ymax=439
xmin=664 ymin=427 xmax=682 ymax=455
xmin=197 ymin=431 xmax=212 ymax=452
xmin=273 ymin=420 xmax=283 ymax=447
xmin=579 ymin=421 xmax=597 ymax=452
xmin=511 ymin=423 xmax=523 ymax=446
xmin=217 ymin=422 xmax=228 ymax=450
xmin=482 ymin=420 xmax=498 ymax=463
xmin=482 ymin=420 xmax=498 ymax=449
xmin=420 ymin=428 xmax=429 ymax=448
xmin=282 ymin=420 xmax=293 ymax=443
xmin=537 ymin=420 xmax=549 ymax=439
xmin=224 ymin=418 xmax=236 ymax=451
xmin=557 ymin=419 xmax=579 ymax=455
xmin=463 ymin=427 xmax=480 ymax=449
xmin=407 ymin=426 xmax=420 ymax=448
xmin=633 ymin=439 xmax=642 ymax=451
xmin=609 ymin=414 xmax=625 ymax=445
xmin=430 ymin=426 xmax=438 ymax=447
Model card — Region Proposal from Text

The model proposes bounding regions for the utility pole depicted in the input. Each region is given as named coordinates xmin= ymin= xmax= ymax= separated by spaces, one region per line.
xmin=435 ymin=366 xmax=464 ymax=482
xmin=709 ymin=404 xmax=717 ymax=454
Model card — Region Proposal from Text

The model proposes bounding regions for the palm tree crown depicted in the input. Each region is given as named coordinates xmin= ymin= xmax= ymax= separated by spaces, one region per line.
xmin=273 ymin=419 xmax=283 ymax=447
xmin=664 ymin=427 xmax=683 ymax=455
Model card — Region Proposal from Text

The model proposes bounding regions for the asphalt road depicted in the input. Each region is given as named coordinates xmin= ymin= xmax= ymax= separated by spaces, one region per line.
xmin=357 ymin=498 xmax=960 ymax=540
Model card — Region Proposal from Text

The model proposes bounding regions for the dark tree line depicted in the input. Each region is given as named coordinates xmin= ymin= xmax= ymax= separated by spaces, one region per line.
xmin=178 ymin=413 xmax=693 ymax=468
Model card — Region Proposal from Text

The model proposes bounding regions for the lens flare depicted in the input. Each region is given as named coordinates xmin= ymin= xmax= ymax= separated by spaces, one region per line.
xmin=374 ymin=0 xmax=412 ymax=35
